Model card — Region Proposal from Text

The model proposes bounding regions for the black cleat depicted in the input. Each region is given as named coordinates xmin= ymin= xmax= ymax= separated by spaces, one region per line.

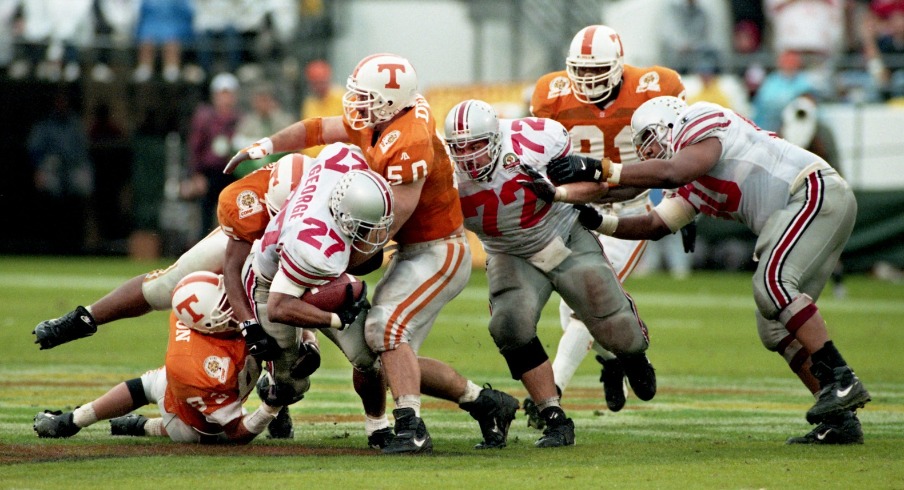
xmin=33 ymin=306 xmax=97 ymax=350
xmin=460 ymin=384 xmax=519 ymax=449
xmin=266 ymin=406 xmax=294 ymax=439
xmin=621 ymin=353 xmax=656 ymax=401
xmin=110 ymin=414 xmax=148 ymax=436
xmin=367 ymin=427 xmax=394 ymax=449
xmin=596 ymin=355 xmax=627 ymax=412
xmin=787 ymin=410 xmax=863 ymax=445
xmin=381 ymin=408 xmax=433 ymax=455
xmin=289 ymin=342 xmax=321 ymax=379
xmin=34 ymin=410 xmax=81 ymax=438
xmin=523 ymin=397 xmax=545 ymax=430
xmin=534 ymin=406 xmax=575 ymax=448
xmin=806 ymin=365 xmax=871 ymax=424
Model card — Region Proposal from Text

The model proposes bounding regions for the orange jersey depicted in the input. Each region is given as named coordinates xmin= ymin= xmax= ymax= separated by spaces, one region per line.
xmin=343 ymin=96 xmax=463 ymax=244
xmin=217 ymin=162 xmax=275 ymax=242
xmin=163 ymin=313 xmax=248 ymax=435
xmin=531 ymin=65 xmax=685 ymax=164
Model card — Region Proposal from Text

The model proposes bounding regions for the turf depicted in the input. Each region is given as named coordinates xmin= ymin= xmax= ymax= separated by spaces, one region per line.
xmin=1 ymin=256 xmax=902 ymax=489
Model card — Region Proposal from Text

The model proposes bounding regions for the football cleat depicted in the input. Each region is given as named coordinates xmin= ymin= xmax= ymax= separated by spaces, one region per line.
xmin=806 ymin=365 xmax=871 ymax=424
xmin=621 ymin=353 xmax=657 ymax=401
xmin=534 ymin=407 xmax=575 ymax=448
xmin=367 ymin=427 xmax=395 ymax=449
xmin=522 ymin=397 xmax=545 ymax=430
xmin=460 ymin=384 xmax=519 ymax=449
xmin=381 ymin=408 xmax=433 ymax=455
xmin=266 ymin=406 xmax=294 ymax=439
xmin=596 ymin=355 xmax=628 ymax=412
xmin=34 ymin=410 xmax=81 ymax=438
xmin=290 ymin=341 xmax=321 ymax=379
xmin=110 ymin=414 xmax=148 ymax=436
xmin=787 ymin=410 xmax=863 ymax=445
xmin=33 ymin=306 xmax=97 ymax=350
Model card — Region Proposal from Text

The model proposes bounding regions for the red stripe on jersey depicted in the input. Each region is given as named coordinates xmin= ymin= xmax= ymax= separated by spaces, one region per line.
xmin=279 ymin=251 xmax=327 ymax=288
xmin=673 ymin=112 xmax=726 ymax=150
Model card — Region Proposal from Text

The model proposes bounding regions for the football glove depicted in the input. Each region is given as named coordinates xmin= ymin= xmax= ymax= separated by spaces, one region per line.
xmin=517 ymin=164 xmax=557 ymax=203
xmin=574 ymin=204 xmax=603 ymax=231
xmin=256 ymin=373 xmax=304 ymax=407
xmin=224 ymin=137 xmax=272 ymax=174
xmin=680 ymin=219 xmax=697 ymax=254
xmin=241 ymin=321 xmax=281 ymax=361
xmin=547 ymin=154 xmax=610 ymax=185
xmin=335 ymin=282 xmax=370 ymax=330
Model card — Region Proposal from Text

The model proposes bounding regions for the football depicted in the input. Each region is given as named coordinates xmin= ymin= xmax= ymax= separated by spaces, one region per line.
xmin=300 ymin=273 xmax=363 ymax=312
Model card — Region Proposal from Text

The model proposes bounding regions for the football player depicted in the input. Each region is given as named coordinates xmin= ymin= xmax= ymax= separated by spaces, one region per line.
xmin=544 ymin=95 xmax=870 ymax=445
xmin=33 ymin=271 xmax=280 ymax=444
xmin=225 ymin=54 xmax=519 ymax=454
xmin=528 ymin=24 xmax=687 ymax=419
xmin=445 ymin=99 xmax=654 ymax=448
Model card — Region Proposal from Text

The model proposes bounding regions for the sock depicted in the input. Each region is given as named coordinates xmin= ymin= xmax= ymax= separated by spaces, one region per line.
xmin=396 ymin=394 xmax=421 ymax=417
xmin=72 ymin=403 xmax=98 ymax=428
xmin=144 ymin=417 xmax=164 ymax=436
xmin=552 ymin=317 xmax=595 ymax=391
xmin=365 ymin=414 xmax=390 ymax=436
xmin=811 ymin=340 xmax=847 ymax=369
xmin=536 ymin=396 xmax=561 ymax=413
xmin=457 ymin=380 xmax=482 ymax=405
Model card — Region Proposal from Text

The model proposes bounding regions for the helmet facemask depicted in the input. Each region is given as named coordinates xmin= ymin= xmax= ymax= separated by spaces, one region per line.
xmin=632 ymin=124 xmax=672 ymax=161
xmin=444 ymin=100 xmax=503 ymax=181
xmin=329 ymin=170 xmax=394 ymax=255
xmin=342 ymin=53 xmax=419 ymax=130
xmin=566 ymin=61 xmax=623 ymax=104
xmin=630 ymin=96 xmax=688 ymax=161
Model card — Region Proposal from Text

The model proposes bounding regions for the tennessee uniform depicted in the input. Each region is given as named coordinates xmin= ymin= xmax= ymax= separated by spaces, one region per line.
xmin=342 ymin=96 xmax=471 ymax=353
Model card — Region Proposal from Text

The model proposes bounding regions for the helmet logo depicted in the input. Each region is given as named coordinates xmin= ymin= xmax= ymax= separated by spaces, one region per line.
xmin=378 ymin=63 xmax=406 ymax=89
xmin=174 ymin=294 xmax=203 ymax=323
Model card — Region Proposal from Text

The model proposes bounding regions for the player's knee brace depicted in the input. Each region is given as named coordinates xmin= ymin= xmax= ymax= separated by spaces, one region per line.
xmin=500 ymin=337 xmax=548 ymax=380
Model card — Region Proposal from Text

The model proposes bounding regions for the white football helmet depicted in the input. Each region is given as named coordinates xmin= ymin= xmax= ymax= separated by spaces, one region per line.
xmin=631 ymin=96 xmax=688 ymax=161
xmin=343 ymin=53 xmax=419 ymax=130
xmin=265 ymin=153 xmax=309 ymax=217
xmin=329 ymin=169 xmax=395 ymax=254
xmin=443 ymin=100 xmax=503 ymax=181
xmin=566 ymin=25 xmax=625 ymax=104
xmin=171 ymin=271 xmax=237 ymax=334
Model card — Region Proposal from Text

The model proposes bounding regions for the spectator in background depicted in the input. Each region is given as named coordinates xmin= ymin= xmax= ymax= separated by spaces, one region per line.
xmin=860 ymin=2 xmax=904 ymax=98
xmin=187 ymin=72 xmax=242 ymax=233
xmin=232 ymin=82 xmax=295 ymax=177
xmin=685 ymin=52 xmax=752 ymax=116
xmin=659 ymin=0 xmax=715 ymax=74
xmin=299 ymin=59 xmax=343 ymax=158
xmin=15 ymin=0 xmax=94 ymax=82
xmin=133 ymin=0 xmax=194 ymax=83
xmin=27 ymin=90 xmax=95 ymax=253
xmin=193 ymin=0 xmax=243 ymax=80
xmin=752 ymin=50 xmax=815 ymax=132
xmin=91 ymin=0 xmax=141 ymax=83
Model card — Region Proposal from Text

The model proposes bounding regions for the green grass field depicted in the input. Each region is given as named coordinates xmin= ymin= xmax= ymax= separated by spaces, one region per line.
xmin=1 ymin=256 xmax=902 ymax=489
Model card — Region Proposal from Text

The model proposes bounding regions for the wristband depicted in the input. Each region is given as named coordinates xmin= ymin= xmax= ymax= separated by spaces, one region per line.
xmin=597 ymin=215 xmax=619 ymax=235
xmin=330 ymin=313 xmax=343 ymax=329
xmin=242 ymin=402 xmax=281 ymax=434
xmin=554 ymin=187 xmax=568 ymax=202
xmin=247 ymin=137 xmax=273 ymax=159
xmin=607 ymin=163 xmax=622 ymax=185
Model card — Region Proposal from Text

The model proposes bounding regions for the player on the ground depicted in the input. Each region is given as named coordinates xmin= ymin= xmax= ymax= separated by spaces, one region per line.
xmin=34 ymin=271 xmax=283 ymax=444
xmin=225 ymin=54 xmax=518 ymax=454
xmin=446 ymin=99 xmax=654 ymax=448
xmin=528 ymin=24 xmax=687 ymax=419
xmin=545 ymin=95 xmax=870 ymax=444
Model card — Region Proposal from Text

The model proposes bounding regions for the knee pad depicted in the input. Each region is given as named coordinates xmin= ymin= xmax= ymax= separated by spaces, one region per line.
xmin=500 ymin=337 xmax=548 ymax=380
xmin=125 ymin=377 xmax=149 ymax=408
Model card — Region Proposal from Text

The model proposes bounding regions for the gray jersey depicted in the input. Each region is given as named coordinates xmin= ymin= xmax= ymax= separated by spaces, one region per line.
xmin=670 ymin=102 xmax=833 ymax=235
xmin=458 ymin=117 xmax=578 ymax=257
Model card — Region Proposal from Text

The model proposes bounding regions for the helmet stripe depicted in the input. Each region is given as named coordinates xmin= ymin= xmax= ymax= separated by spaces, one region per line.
xmin=455 ymin=101 xmax=470 ymax=133
xmin=581 ymin=26 xmax=598 ymax=55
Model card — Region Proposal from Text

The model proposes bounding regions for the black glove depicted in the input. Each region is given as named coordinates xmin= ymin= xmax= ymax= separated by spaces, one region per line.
xmin=241 ymin=321 xmax=281 ymax=361
xmin=574 ymin=204 xmax=603 ymax=231
xmin=680 ymin=220 xmax=697 ymax=254
xmin=517 ymin=164 xmax=557 ymax=202
xmin=256 ymin=374 xmax=304 ymax=406
xmin=335 ymin=282 xmax=370 ymax=329
xmin=547 ymin=154 xmax=604 ymax=185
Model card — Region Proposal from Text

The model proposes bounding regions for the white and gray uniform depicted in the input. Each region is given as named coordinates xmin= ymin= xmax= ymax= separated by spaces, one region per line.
xmin=243 ymin=143 xmax=379 ymax=393
xmin=458 ymin=117 xmax=649 ymax=375
xmin=665 ymin=102 xmax=856 ymax=356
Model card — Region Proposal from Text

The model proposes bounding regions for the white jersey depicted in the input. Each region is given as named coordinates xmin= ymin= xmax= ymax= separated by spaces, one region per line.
xmin=458 ymin=117 xmax=577 ymax=257
xmin=251 ymin=143 xmax=370 ymax=287
xmin=670 ymin=102 xmax=833 ymax=235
